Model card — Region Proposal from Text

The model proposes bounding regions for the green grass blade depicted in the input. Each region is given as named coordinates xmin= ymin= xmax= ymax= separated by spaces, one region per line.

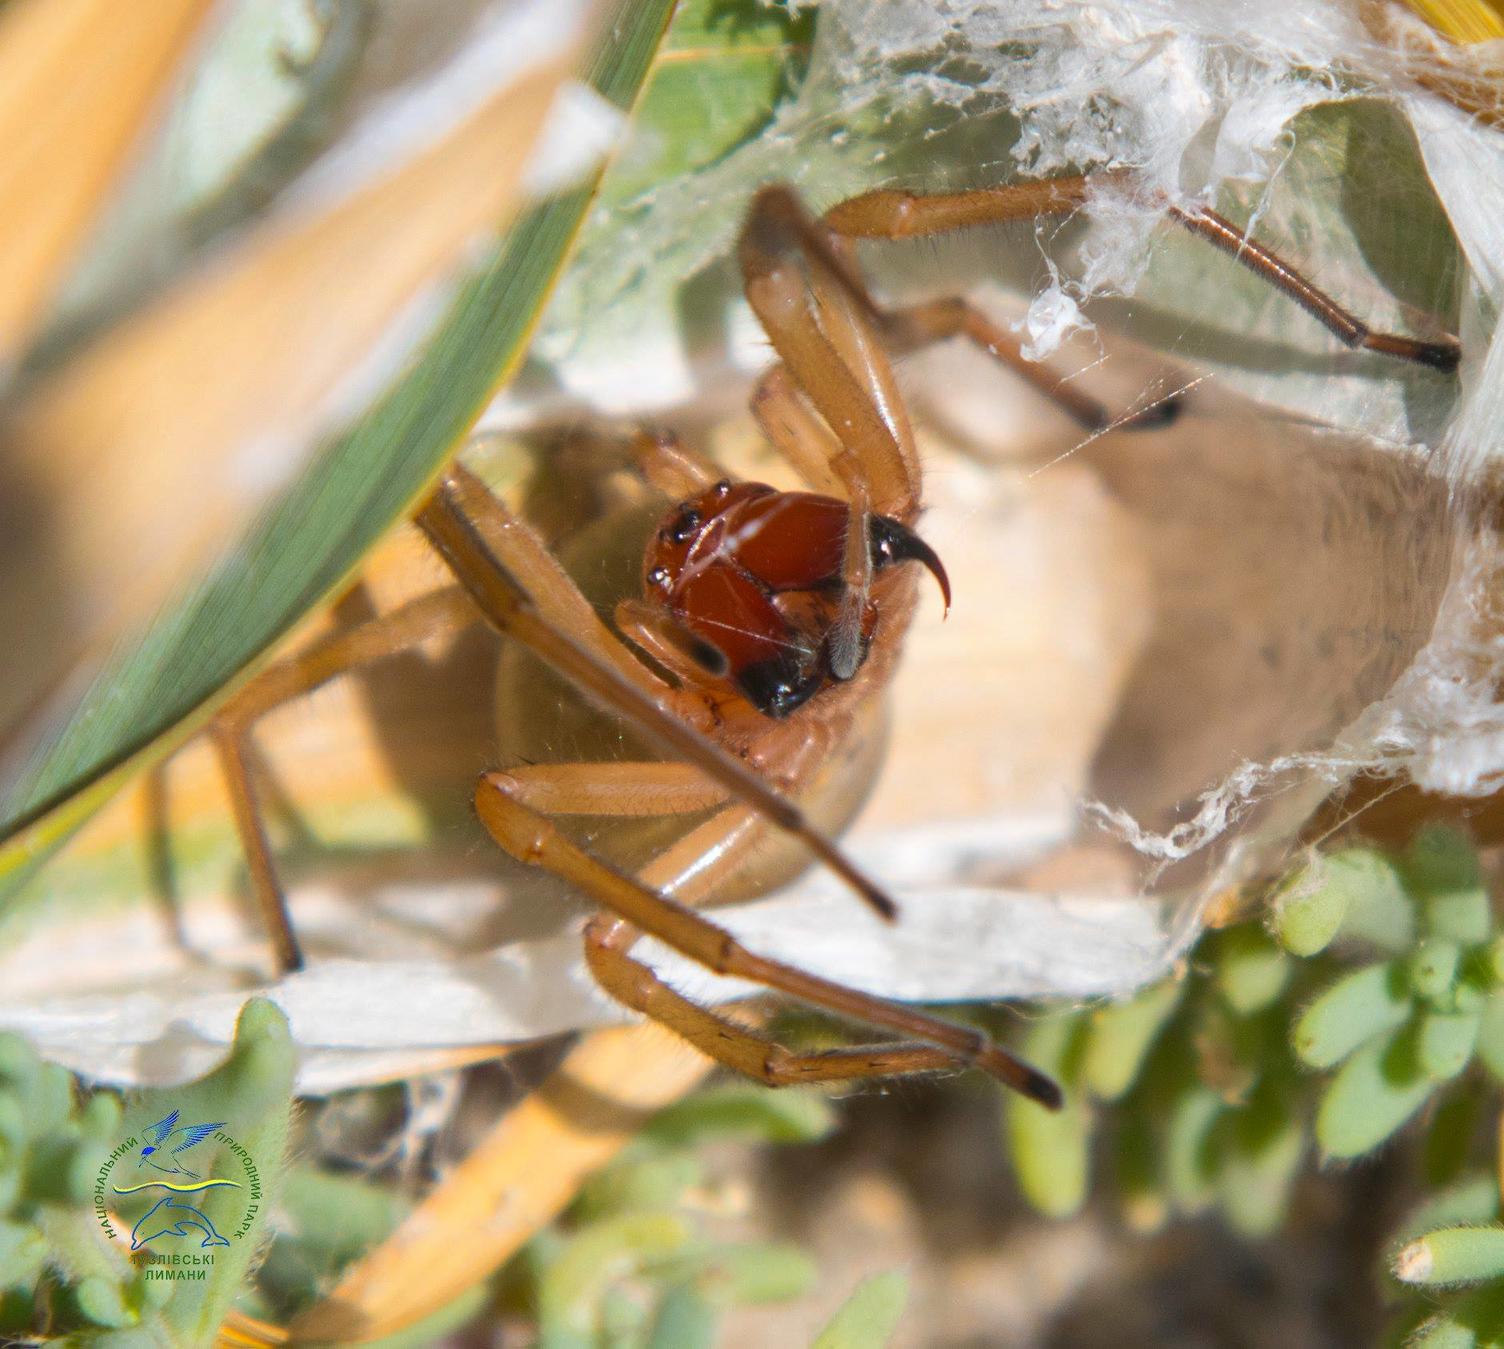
xmin=0 ymin=0 xmax=679 ymax=908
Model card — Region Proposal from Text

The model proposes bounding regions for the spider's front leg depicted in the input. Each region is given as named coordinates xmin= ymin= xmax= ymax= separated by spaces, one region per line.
xmin=823 ymin=170 xmax=1461 ymax=373
xmin=473 ymin=770 xmax=1062 ymax=1105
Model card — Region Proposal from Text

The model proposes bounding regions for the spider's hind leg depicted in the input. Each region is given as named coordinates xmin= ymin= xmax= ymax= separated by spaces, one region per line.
xmin=474 ymin=773 xmax=1062 ymax=1106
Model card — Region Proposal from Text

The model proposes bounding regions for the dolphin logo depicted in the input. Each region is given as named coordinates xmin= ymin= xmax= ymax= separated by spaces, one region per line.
xmin=129 ymin=1193 xmax=232 ymax=1250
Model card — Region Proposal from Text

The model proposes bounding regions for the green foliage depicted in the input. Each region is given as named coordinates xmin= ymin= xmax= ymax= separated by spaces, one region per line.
xmin=811 ymin=1272 xmax=909 ymax=1348
xmin=1000 ymin=824 xmax=1504 ymax=1342
xmin=1006 ymin=921 xmax=1307 ymax=1239
xmin=1005 ymin=1016 xmax=1093 ymax=1218
xmin=0 ymin=999 xmax=293 ymax=1345
xmin=504 ymin=1081 xmax=906 ymax=1347
xmin=252 ymin=1166 xmax=410 ymax=1318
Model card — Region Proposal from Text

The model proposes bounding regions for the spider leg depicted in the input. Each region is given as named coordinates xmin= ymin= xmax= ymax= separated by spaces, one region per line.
xmin=212 ymin=583 xmax=479 ymax=974
xmin=222 ymin=586 xmax=474 ymax=726
xmin=487 ymin=761 xmax=727 ymax=818
xmin=627 ymin=428 xmax=721 ymax=498
xmin=739 ymin=186 xmax=917 ymax=520
xmin=821 ymin=174 xmax=1096 ymax=239
xmin=741 ymin=186 xmax=929 ymax=681
xmin=1166 ymin=205 xmax=1460 ymax=371
xmin=585 ymin=915 xmax=964 ymax=1085
xmin=494 ymin=748 xmax=967 ymax=1084
xmin=416 ymin=465 xmax=900 ymax=921
xmin=473 ymin=774 xmax=1061 ymax=1105
xmin=432 ymin=462 xmax=681 ymax=706
xmin=211 ymin=725 xmax=303 ymax=973
xmin=615 ymin=598 xmax=732 ymax=687
xmin=749 ymin=365 xmax=847 ymax=497
xmin=823 ymin=171 xmax=1460 ymax=373
xmin=882 ymin=297 xmax=1175 ymax=432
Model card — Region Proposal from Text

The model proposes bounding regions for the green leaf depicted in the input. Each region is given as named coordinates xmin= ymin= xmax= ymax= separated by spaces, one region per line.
xmin=118 ymin=999 xmax=295 ymax=1344
xmin=1004 ymin=1016 xmax=1092 ymax=1219
xmin=0 ymin=0 xmax=680 ymax=914
xmin=1478 ymin=993 xmax=1504 ymax=1084
xmin=255 ymin=1167 xmax=409 ymax=1316
xmin=1404 ymin=827 xmax=1488 ymax=945
xmin=1114 ymin=1113 xmax=1167 ymax=1233
xmin=682 ymin=1242 xmax=817 ymax=1306
xmin=645 ymin=1283 xmax=718 ymax=1349
xmin=1316 ymin=1028 xmax=1433 ymax=1160
xmin=1212 ymin=927 xmax=1291 ymax=1015
xmin=576 ymin=1151 xmax=703 ymax=1223
xmin=811 ymin=1271 xmax=908 ymax=1349
xmin=1416 ymin=1285 xmax=1504 ymax=1346
xmin=1408 ymin=1314 xmax=1482 ymax=1349
xmin=0 ymin=1221 xmax=48 ymax=1295
xmin=1395 ymin=1226 xmax=1504 ymax=1287
xmin=1416 ymin=1009 xmax=1482 ymax=1082
xmin=72 ymin=1275 xmax=135 ymax=1329
xmin=1215 ymin=1084 xmax=1304 ymax=1238
xmin=1164 ymin=1085 xmax=1224 ymax=1213
xmin=1425 ymin=1095 xmax=1488 ymax=1188
xmin=1336 ymin=849 xmax=1421 ymax=954
xmin=1392 ymin=1175 xmax=1501 ymax=1251
xmin=537 ymin=1212 xmax=691 ymax=1341
xmin=1272 ymin=858 xmax=1354 ymax=956
xmin=1082 ymin=979 xmax=1183 ymax=1101
xmin=643 ymin=1084 xmax=836 ymax=1149
xmin=1412 ymin=941 xmax=1464 ymax=1005
xmin=1293 ymin=961 xmax=1411 ymax=1070
xmin=595 ymin=0 xmax=814 ymax=209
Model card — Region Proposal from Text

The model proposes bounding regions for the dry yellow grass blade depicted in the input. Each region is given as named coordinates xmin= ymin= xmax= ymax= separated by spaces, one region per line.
xmin=0 ymin=0 xmax=216 ymax=362
xmin=287 ymin=1027 xmax=712 ymax=1344
xmin=2 ymin=50 xmax=573 ymax=746
xmin=1400 ymin=0 xmax=1504 ymax=43
xmin=217 ymin=1310 xmax=290 ymax=1348
xmin=1365 ymin=0 xmax=1504 ymax=126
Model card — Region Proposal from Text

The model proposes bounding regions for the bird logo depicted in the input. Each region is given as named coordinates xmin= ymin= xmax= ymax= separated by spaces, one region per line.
xmin=136 ymin=1110 xmax=225 ymax=1181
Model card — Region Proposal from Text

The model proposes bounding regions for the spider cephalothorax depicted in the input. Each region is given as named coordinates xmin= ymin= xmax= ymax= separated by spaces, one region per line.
xmin=643 ymin=479 xmax=950 ymax=718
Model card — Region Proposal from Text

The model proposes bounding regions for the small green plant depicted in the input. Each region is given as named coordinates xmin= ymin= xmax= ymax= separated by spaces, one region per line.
xmin=1389 ymin=1180 xmax=1504 ymax=1347
xmin=1003 ymin=824 xmax=1504 ymax=1343
xmin=0 ymin=998 xmax=293 ymax=1346
xmin=500 ymin=1085 xmax=909 ymax=1348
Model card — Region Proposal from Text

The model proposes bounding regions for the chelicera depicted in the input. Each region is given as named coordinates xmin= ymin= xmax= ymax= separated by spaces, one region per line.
xmin=207 ymin=172 xmax=1458 ymax=1112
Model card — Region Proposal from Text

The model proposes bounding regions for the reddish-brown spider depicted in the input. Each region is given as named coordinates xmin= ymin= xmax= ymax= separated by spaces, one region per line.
xmin=210 ymin=174 xmax=1458 ymax=1111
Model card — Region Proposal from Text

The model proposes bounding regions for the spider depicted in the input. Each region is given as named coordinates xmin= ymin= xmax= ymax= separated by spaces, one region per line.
xmin=206 ymin=172 xmax=1459 ymax=1111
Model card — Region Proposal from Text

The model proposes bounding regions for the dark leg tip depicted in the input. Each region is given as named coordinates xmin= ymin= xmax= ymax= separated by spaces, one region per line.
xmin=1023 ymin=1067 xmax=1065 ymax=1111
xmin=1123 ymin=391 xmax=1183 ymax=431
xmin=1421 ymin=339 xmax=1462 ymax=374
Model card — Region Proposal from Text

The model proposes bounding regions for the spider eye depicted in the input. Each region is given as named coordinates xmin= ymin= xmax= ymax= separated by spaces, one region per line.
xmin=666 ymin=508 xmax=702 ymax=544
xmin=647 ymin=565 xmax=671 ymax=590
xmin=712 ymin=479 xmax=732 ymax=497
